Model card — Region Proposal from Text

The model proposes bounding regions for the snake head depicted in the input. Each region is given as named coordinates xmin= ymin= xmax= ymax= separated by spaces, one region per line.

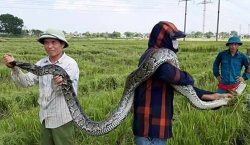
xmin=9 ymin=61 xmax=38 ymax=72
xmin=9 ymin=61 xmax=16 ymax=68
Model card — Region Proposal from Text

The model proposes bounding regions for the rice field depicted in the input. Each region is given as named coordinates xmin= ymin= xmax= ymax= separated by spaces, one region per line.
xmin=0 ymin=37 xmax=250 ymax=145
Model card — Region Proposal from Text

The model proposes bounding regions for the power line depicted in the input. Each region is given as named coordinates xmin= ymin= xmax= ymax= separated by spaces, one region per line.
xmin=0 ymin=0 xmax=181 ymax=12
xmin=0 ymin=0 xmax=179 ymax=8
xmin=227 ymin=0 xmax=250 ymax=14
xmin=3 ymin=0 xmax=178 ymax=5
xmin=1 ymin=0 xmax=249 ymax=34
xmin=0 ymin=6 xmax=182 ymax=13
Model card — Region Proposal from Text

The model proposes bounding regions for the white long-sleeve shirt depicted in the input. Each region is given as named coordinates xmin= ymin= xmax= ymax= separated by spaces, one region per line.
xmin=11 ymin=53 xmax=79 ymax=128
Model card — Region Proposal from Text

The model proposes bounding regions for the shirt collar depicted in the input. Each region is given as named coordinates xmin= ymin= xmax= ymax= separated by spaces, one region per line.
xmin=226 ymin=49 xmax=239 ymax=55
xmin=43 ymin=52 xmax=67 ymax=64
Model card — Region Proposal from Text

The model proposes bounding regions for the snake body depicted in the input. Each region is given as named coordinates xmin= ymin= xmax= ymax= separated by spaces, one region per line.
xmin=10 ymin=48 xmax=229 ymax=136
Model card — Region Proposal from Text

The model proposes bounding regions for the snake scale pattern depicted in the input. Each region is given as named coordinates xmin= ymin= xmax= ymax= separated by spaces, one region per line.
xmin=10 ymin=48 xmax=229 ymax=136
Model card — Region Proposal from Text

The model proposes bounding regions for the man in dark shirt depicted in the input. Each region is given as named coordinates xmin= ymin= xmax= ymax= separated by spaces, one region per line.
xmin=213 ymin=36 xmax=250 ymax=94
xmin=133 ymin=21 xmax=233 ymax=145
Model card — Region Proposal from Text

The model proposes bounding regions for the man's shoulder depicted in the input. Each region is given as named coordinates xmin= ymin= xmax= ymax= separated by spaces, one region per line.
xmin=215 ymin=50 xmax=227 ymax=57
xmin=64 ymin=53 xmax=77 ymax=62
xmin=237 ymin=51 xmax=248 ymax=57
xmin=219 ymin=49 xmax=228 ymax=53
xmin=61 ymin=53 xmax=78 ymax=66
xmin=35 ymin=57 xmax=48 ymax=65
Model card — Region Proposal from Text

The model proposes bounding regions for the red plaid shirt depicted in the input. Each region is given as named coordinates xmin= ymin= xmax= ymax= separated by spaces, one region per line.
xmin=133 ymin=49 xmax=195 ymax=139
xmin=133 ymin=21 xmax=195 ymax=139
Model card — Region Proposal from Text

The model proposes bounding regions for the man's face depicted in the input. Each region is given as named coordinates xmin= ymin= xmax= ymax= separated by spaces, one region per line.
xmin=228 ymin=43 xmax=240 ymax=54
xmin=43 ymin=38 xmax=65 ymax=57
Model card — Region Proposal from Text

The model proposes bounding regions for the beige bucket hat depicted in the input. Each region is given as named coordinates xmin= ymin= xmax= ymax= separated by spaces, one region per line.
xmin=38 ymin=28 xmax=69 ymax=48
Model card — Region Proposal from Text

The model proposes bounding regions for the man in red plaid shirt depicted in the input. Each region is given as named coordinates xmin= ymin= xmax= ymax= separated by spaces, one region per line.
xmin=133 ymin=21 xmax=233 ymax=145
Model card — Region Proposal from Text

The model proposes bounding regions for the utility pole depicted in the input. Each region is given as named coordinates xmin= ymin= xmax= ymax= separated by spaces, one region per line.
xmin=198 ymin=0 xmax=212 ymax=38
xmin=179 ymin=0 xmax=191 ymax=41
xmin=248 ymin=24 xmax=250 ymax=38
xmin=216 ymin=0 xmax=220 ymax=41
xmin=239 ymin=24 xmax=241 ymax=36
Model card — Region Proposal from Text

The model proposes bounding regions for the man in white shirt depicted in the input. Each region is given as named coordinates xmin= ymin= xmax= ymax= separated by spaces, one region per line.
xmin=2 ymin=28 xmax=79 ymax=145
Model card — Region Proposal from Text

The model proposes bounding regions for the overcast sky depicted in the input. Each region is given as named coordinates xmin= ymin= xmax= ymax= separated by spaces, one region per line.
xmin=0 ymin=0 xmax=250 ymax=34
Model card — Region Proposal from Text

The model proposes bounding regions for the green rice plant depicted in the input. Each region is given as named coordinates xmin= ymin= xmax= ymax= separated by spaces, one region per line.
xmin=74 ymin=88 xmax=135 ymax=145
xmin=170 ymin=92 xmax=250 ymax=145
xmin=0 ymin=97 xmax=9 ymax=119
xmin=0 ymin=89 xmax=38 ymax=119
xmin=0 ymin=105 xmax=40 ymax=145
xmin=0 ymin=38 xmax=250 ymax=145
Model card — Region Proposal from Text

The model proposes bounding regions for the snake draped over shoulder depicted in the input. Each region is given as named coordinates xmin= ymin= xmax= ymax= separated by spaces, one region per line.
xmin=10 ymin=48 xmax=230 ymax=136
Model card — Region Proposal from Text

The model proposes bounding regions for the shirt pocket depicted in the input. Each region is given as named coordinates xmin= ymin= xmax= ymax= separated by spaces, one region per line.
xmin=234 ymin=59 xmax=242 ymax=70
xmin=40 ymin=75 xmax=52 ymax=86
xmin=221 ymin=60 xmax=230 ymax=74
xmin=221 ymin=60 xmax=229 ymax=67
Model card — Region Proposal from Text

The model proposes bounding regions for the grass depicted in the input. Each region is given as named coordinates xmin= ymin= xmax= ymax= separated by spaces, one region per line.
xmin=0 ymin=38 xmax=250 ymax=145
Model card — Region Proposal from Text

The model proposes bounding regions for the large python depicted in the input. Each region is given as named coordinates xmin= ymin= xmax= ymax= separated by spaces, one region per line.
xmin=9 ymin=48 xmax=230 ymax=136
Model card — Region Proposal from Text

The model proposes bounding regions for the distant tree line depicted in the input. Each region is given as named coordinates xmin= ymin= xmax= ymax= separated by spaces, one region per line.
xmin=0 ymin=13 xmax=249 ymax=39
xmin=186 ymin=30 xmax=248 ymax=39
